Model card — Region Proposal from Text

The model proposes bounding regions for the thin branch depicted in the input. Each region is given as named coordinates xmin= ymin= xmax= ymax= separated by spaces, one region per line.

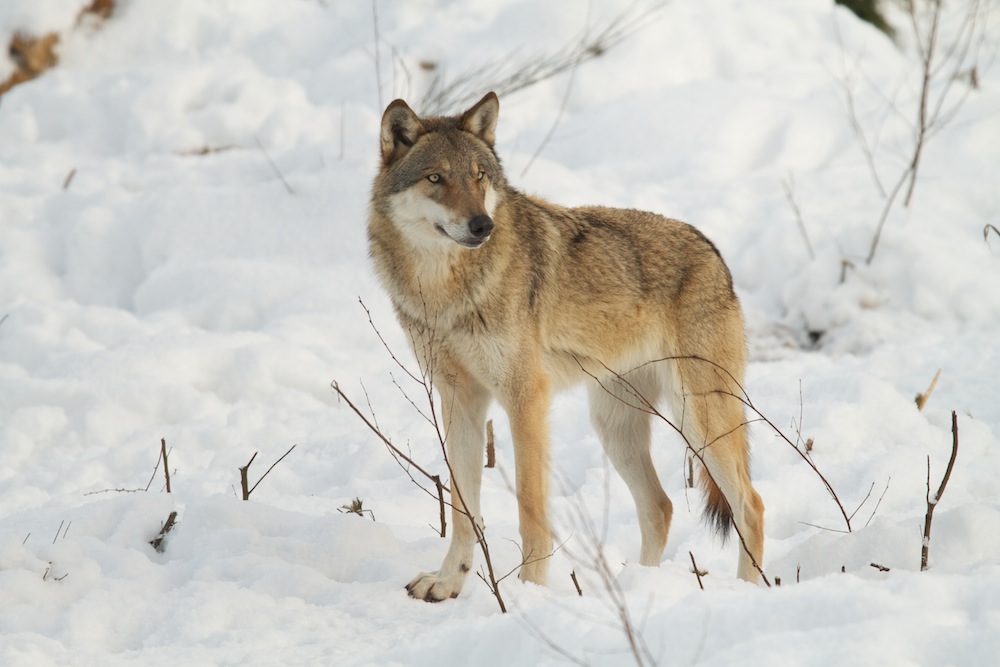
xmin=848 ymin=481 xmax=876 ymax=524
xmin=248 ymin=444 xmax=298 ymax=497
xmin=985 ymin=223 xmax=1000 ymax=247
xmin=371 ymin=0 xmax=383 ymax=110
xmin=782 ymin=174 xmax=815 ymax=260
xmin=921 ymin=410 xmax=959 ymax=571
xmin=486 ymin=419 xmax=496 ymax=468
xmin=159 ymin=438 xmax=171 ymax=493
xmin=520 ymin=65 xmax=577 ymax=178
xmin=331 ymin=380 xmax=444 ymax=489
xmin=915 ymin=368 xmax=942 ymax=411
xmin=419 ymin=2 xmax=663 ymax=115
xmin=238 ymin=451 xmax=257 ymax=501
xmin=865 ymin=476 xmax=891 ymax=528
xmin=149 ymin=511 xmax=178 ymax=553
xmin=689 ymin=551 xmax=705 ymax=590
xmin=433 ymin=474 xmax=446 ymax=538
xmin=900 ymin=0 xmax=941 ymax=208
xmin=255 ymin=136 xmax=294 ymax=195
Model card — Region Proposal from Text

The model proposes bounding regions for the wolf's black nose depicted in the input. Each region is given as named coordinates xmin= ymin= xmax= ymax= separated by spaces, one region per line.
xmin=468 ymin=215 xmax=494 ymax=239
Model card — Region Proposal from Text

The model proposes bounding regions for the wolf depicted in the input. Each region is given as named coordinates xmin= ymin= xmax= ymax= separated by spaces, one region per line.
xmin=368 ymin=92 xmax=765 ymax=601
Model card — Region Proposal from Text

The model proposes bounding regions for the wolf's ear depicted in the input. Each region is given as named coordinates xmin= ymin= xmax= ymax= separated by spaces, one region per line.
xmin=460 ymin=92 xmax=499 ymax=147
xmin=380 ymin=99 xmax=425 ymax=164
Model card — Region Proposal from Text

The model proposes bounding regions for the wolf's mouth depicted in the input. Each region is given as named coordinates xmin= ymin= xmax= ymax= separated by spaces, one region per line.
xmin=434 ymin=224 xmax=489 ymax=249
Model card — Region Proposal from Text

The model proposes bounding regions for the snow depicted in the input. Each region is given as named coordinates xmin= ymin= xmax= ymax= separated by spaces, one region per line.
xmin=1 ymin=0 xmax=999 ymax=664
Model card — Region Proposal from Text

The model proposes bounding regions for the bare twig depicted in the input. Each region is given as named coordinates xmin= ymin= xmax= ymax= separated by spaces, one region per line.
xmin=255 ymin=137 xmax=294 ymax=195
xmin=865 ymin=0 xmax=986 ymax=264
xmin=782 ymin=174 xmax=815 ymax=260
xmin=238 ymin=452 xmax=257 ymax=501
xmin=160 ymin=438 xmax=172 ymax=493
xmin=486 ymin=419 xmax=496 ymax=468
xmin=848 ymin=481 xmax=877 ymax=524
xmin=570 ymin=569 xmax=583 ymax=596
xmin=689 ymin=551 xmax=706 ymax=590
xmin=246 ymin=445 xmax=298 ymax=498
xmin=915 ymin=368 xmax=942 ymax=411
xmin=149 ymin=511 xmax=178 ymax=553
xmin=52 ymin=520 xmax=70 ymax=544
xmin=83 ymin=487 xmax=145 ymax=496
xmin=921 ymin=410 xmax=959 ymax=571
xmin=520 ymin=65 xmax=577 ymax=178
xmin=332 ymin=381 xmax=446 ymax=491
xmin=984 ymin=223 xmax=1000 ymax=248
xmin=371 ymin=0 xmax=383 ymax=110
xmin=865 ymin=476 xmax=892 ymax=528
xmin=560 ymin=486 xmax=658 ymax=666
xmin=419 ymin=2 xmax=663 ymax=114
xmin=432 ymin=475 xmax=446 ymax=537
xmin=62 ymin=168 xmax=76 ymax=190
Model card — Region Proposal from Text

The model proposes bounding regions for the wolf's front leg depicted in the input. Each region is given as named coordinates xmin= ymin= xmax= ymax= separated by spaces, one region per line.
xmin=406 ymin=369 xmax=491 ymax=602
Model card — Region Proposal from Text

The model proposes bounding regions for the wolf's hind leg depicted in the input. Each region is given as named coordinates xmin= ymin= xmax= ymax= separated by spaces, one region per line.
xmin=588 ymin=369 xmax=672 ymax=566
xmin=668 ymin=353 xmax=765 ymax=583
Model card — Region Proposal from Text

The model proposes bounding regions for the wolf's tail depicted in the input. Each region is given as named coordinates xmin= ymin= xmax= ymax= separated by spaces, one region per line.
xmin=700 ymin=466 xmax=734 ymax=541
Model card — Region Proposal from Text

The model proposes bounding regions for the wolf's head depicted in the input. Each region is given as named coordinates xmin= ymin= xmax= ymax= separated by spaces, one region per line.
xmin=374 ymin=93 xmax=504 ymax=250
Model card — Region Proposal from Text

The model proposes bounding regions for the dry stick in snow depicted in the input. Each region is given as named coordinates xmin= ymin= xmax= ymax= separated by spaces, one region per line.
xmin=255 ymin=137 xmax=294 ymax=195
xmin=238 ymin=445 xmax=297 ymax=501
xmin=689 ymin=551 xmax=706 ymax=590
xmin=563 ymin=488 xmax=657 ymax=667
xmin=781 ymin=174 xmax=815 ymax=260
xmin=486 ymin=419 xmax=496 ymax=468
xmin=915 ymin=368 xmax=942 ymax=411
xmin=159 ymin=438 xmax=171 ymax=493
xmin=985 ymin=224 xmax=1000 ymax=247
xmin=149 ymin=511 xmax=178 ymax=553
xmin=418 ymin=2 xmax=663 ymax=115
xmin=371 ymin=0 xmax=383 ymax=111
xmin=922 ymin=410 xmax=959 ymax=571
xmin=238 ymin=452 xmax=257 ymax=500
xmin=862 ymin=0 xmax=986 ymax=265
xmin=432 ymin=474 xmax=446 ymax=538
xmin=520 ymin=65 xmax=577 ymax=178
xmin=332 ymin=380 xmax=450 ymax=537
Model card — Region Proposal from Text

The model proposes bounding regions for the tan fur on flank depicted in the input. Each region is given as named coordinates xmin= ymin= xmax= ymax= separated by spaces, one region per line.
xmin=368 ymin=92 xmax=765 ymax=601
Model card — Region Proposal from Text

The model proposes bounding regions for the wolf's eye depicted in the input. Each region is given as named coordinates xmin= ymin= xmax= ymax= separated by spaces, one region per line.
xmin=427 ymin=174 xmax=441 ymax=184
xmin=477 ymin=170 xmax=485 ymax=181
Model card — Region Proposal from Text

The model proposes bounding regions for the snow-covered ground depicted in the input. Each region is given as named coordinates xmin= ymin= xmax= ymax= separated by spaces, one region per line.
xmin=2 ymin=0 xmax=999 ymax=664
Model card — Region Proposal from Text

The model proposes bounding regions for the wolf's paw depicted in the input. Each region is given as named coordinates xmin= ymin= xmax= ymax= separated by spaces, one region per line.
xmin=405 ymin=570 xmax=467 ymax=602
